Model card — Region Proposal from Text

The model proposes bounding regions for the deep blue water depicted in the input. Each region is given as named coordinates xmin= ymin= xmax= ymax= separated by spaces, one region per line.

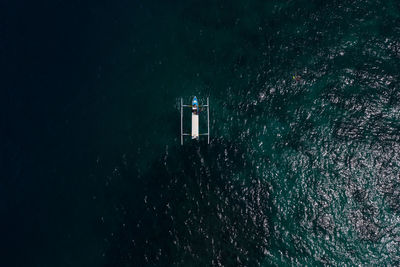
xmin=2 ymin=0 xmax=400 ymax=266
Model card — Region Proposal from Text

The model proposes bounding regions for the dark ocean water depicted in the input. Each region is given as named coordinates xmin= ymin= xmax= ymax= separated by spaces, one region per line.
xmin=3 ymin=0 xmax=400 ymax=266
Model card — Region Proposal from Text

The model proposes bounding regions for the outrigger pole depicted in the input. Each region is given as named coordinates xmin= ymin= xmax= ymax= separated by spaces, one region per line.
xmin=180 ymin=98 xmax=183 ymax=145
xmin=207 ymin=97 xmax=210 ymax=144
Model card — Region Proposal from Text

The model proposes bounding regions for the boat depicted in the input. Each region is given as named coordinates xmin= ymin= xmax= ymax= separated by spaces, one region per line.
xmin=191 ymin=96 xmax=199 ymax=139
xmin=180 ymin=96 xmax=210 ymax=145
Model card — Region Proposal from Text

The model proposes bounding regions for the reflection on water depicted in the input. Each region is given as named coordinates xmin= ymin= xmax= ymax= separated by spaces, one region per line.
xmin=100 ymin=0 xmax=400 ymax=265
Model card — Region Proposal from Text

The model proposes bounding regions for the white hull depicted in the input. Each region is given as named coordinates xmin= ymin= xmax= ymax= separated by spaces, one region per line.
xmin=191 ymin=114 xmax=199 ymax=139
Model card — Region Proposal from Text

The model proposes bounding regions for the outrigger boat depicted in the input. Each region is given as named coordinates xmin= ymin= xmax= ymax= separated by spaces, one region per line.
xmin=180 ymin=96 xmax=210 ymax=145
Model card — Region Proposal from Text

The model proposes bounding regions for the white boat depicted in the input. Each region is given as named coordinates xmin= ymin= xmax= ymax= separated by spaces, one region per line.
xmin=180 ymin=96 xmax=210 ymax=145
xmin=191 ymin=96 xmax=199 ymax=140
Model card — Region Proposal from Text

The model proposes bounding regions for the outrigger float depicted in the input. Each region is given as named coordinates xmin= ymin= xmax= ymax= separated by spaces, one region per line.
xmin=180 ymin=96 xmax=210 ymax=145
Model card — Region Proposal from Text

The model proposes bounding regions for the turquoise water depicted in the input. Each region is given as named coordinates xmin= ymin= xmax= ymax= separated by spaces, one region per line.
xmin=4 ymin=0 xmax=400 ymax=266
xmin=105 ymin=1 xmax=400 ymax=265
